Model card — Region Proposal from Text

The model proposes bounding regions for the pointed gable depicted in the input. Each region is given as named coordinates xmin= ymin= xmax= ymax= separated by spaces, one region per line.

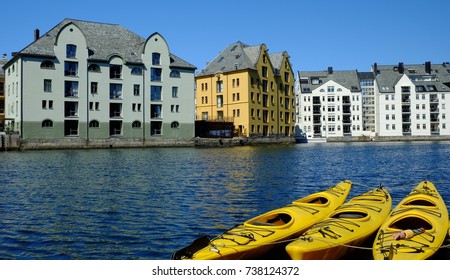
xmin=197 ymin=41 xmax=260 ymax=76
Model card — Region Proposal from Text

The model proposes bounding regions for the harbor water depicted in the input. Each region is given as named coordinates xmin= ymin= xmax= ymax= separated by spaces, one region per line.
xmin=1 ymin=141 xmax=450 ymax=260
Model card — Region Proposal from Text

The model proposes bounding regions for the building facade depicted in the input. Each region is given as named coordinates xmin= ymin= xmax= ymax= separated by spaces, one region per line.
xmin=195 ymin=41 xmax=295 ymax=137
xmin=2 ymin=19 xmax=196 ymax=144
xmin=374 ymin=62 xmax=450 ymax=137
xmin=295 ymin=68 xmax=364 ymax=138
xmin=296 ymin=62 xmax=450 ymax=140
xmin=0 ymin=54 xmax=7 ymax=131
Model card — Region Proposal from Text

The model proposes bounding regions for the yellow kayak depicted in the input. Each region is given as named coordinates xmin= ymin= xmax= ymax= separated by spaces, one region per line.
xmin=172 ymin=180 xmax=352 ymax=260
xmin=286 ymin=186 xmax=391 ymax=260
xmin=373 ymin=181 xmax=449 ymax=260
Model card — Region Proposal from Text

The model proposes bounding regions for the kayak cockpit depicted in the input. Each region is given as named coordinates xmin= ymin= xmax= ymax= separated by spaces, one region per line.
xmin=246 ymin=213 xmax=292 ymax=227
xmin=389 ymin=216 xmax=432 ymax=231
xmin=404 ymin=199 xmax=436 ymax=207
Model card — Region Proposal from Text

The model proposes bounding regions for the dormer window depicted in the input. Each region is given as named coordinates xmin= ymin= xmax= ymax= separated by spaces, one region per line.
xmin=88 ymin=64 xmax=100 ymax=72
xmin=170 ymin=70 xmax=180 ymax=78
xmin=131 ymin=67 xmax=143 ymax=75
xmin=41 ymin=60 xmax=55 ymax=69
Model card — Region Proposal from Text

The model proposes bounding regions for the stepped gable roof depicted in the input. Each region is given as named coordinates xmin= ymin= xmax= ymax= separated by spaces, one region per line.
xmin=375 ymin=62 xmax=450 ymax=93
xmin=298 ymin=69 xmax=361 ymax=93
xmin=9 ymin=18 xmax=195 ymax=69
xmin=196 ymin=41 xmax=261 ymax=77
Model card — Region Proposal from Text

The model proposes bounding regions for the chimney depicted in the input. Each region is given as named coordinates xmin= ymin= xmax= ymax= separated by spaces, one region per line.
xmin=34 ymin=29 xmax=40 ymax=41
xmin=327 ymin=66 xmax=333 ymax=74
xmin=373 ymin=63 xmax=378 ymax=75
xmin=425 ymin=61 xmax=431 ymax=74
xmin=398 ymin=62 xmax=404 ymax=74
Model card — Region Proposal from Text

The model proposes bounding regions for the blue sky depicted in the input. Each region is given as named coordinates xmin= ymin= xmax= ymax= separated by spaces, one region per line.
xmin=2 ymin=0 xmax=449 ymax=73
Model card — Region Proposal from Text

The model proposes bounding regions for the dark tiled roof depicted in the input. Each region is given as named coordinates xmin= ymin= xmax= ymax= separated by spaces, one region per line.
xmin=358 ymin=71 xmax=375 ymax=80
xmin=298 ymin=69 xmax=361 ymax=92
xmin=12 ymin=18 xmax=195 ymax=69
xmin=375 ymin=62 xmax=450 ymax=93
xmin=196 ymin=41 xmax=257 ymax=76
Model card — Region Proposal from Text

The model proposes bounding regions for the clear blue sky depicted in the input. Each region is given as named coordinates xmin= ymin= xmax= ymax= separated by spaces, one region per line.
xmin=2 ymin=0 xmax=449 ymax=73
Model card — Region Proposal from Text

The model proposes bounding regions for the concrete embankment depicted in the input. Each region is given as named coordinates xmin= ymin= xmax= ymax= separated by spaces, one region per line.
xmin=0 ymin=135 xmax=296 ymax=151
xmin=3 ymin=134 xmax=450 ymax=151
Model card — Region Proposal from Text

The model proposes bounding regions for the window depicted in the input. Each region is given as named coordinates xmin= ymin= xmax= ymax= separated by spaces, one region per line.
xmin=151 ymin=86 xmax=162 ymax=101
xmin=262 ymin=80 xmax=268 ymax=92
xmin=110 ymin=84 xmax=122 ymax=99
xmin=202 ymin=112 xmax=208 ymax=120
xmin=44 ymin=79 xmax=52 ymax=92
xmin=110 ymin=65 xmax=122 ymax=79
xmin=41 ymin=60 xmax=55 ymax=69
xmin=327 ymin=86 xmax=334 ymax=93
xmin=416 ymin=85 xmax=425 ymax=92
xmin=427 ymin=85 xmax=437 ymax=91
xmin=134 ymin=84 xmax=140 ymax=96
xmin=172 ymin=87 xmax=178 ymax=98
xmin=131 ymin=67 xmax=142 ymax=75
xmin=87 ymin=82 xmax=96 ymax=94
xmin=65 ymin=81 xmax=79 ymax=97
xmin=171 ymin=121 xmax=179 ymax=128
xmin=88 ymin=64 xmax=100 ymax=72
xmin=42 ymin=119 xmax=53 ymax=128
xmin=89 ymin=120 xmax=99 ymax=128
xmin=42 ymin=100 xmax=47 ymax=109
xmin=132 ymin=121 xmax=141 ymax=128
xmin=216 ymin=81 xmax=223 ymax=93
xmin=170 ymin=70 xmax=180 ymax=78
xmin=262 ymin=66 xmax=268 ymax=78
xmin=151 ymin=68 xmax=162 ymax=81
xmin=284 ymin=72 xmax=289 ymax=82
xmin=66 ymin=44 xmax=77 ymax=58
xmin=152 ymin=53 xmax=161 ymax=65
xmin=64 ymin=61 xmax=78 ymax=76
xmin=217 ymin=95 xmax=223 ymax=107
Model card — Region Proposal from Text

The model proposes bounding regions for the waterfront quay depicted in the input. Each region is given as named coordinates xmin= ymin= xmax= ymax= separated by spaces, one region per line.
xmin=3 ymin=132 xmax=450 ymax=151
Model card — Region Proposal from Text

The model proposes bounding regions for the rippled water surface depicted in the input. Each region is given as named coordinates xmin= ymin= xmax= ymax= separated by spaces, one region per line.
xmin=1 ymin=142 xmax=450 ymax=259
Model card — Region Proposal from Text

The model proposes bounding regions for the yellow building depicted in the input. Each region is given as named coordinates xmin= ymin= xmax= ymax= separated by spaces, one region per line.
xmin=195 ymin=41 xmax=295 ymax=137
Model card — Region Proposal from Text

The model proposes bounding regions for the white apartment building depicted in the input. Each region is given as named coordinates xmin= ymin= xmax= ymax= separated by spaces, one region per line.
xmin=2 ymin=19 xmax=196 ymax=143
xmin=295 ymin=68 xmax=364 ymax=139
xmin=374 ymin=62 xmax=450 ymax=137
